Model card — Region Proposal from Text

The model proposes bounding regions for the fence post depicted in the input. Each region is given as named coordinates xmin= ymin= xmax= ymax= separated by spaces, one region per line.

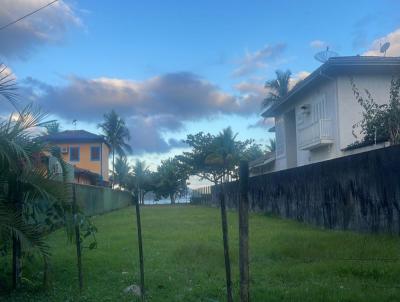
xmin=239 ymin=161 xmax=250 ymax=302
xmin=134 ymin=190 xmax=145 ymax=300
xmin=72 ymin=183 xmax=83 ymax=291
xmin=220 ymin=182 xmax=233 ymax=302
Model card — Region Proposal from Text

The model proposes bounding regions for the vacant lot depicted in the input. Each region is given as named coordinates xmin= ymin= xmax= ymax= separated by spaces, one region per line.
xmin=3 ymin=205 xmax=400 ymax=301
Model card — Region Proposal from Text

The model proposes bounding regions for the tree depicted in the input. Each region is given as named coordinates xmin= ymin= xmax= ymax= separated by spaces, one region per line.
xmin=350 ymin=77 xmax=400 ymax=147
xmin=154 ymin=157 xmax=189 ymax=204
xmin=130 ymin=160 xmax=153 ymax=205
xmin=266 ymin=138 xmax=276 ymax=153
xmin=180 ymin=127 xmax=252 ymax=302
xmin=114 ymin=156 xmax=131 ymax=189
xmin=98 ymin=110 xmax=132 ymax=187
xmin=0 ymin=105 xmax=71 ymax=289
xmin=262 ymin=69 xmax=291 ymax=108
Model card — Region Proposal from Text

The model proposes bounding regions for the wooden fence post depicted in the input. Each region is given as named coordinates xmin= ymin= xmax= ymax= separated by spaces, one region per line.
xmin=72 ymin=183 xmax=83 ymax=291
xmin=134 ymin=190 xmax=145 ymax=300
xmin=239 ymin=161 xmax=250 ymax=302
xmin=220 ymin=183 xmax=233 ymax=302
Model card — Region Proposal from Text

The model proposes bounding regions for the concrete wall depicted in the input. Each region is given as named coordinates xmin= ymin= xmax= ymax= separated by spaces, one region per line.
xmin=193 ymin=145 xmax=400 ymax=234
xmin=74 ymin=183 xmax=132 ymax=216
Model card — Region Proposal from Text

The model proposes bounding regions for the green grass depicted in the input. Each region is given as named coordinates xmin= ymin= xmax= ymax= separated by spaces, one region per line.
xmin=2 ymin=205 xmax=400 ymax=301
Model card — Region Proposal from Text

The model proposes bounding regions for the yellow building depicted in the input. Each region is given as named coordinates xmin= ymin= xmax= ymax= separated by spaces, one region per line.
xmin=42 ymin=130 xmax=111 ymax=185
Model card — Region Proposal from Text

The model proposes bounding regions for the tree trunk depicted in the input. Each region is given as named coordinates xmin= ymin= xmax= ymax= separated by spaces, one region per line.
xmin=134 ymin=189 xmax=145 ymax=300
xmin=12 ymin=236 xmax=21 ymax=290
xmin=72 ymin=184 xmax=83 ymax=291
xmin=12 ymin=184 xmax=22 ymax=290
xmin=219 ymin=184 xmax=233 ymax=302
xmin=170 ymin=193 xmax=175 ymax=204
xmin=112 ymin=150 xmax=115 ymax=189
xmin=239 ymin=161 xmax=250 ymax=302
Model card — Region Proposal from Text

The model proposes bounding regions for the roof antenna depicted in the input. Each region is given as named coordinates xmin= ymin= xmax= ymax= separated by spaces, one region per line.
xmin=380 ymin=42 xmax=390 ymax=57
xmin=72 ymin=119 xmax=77 ymax=130
xmin=314 ymin=46 xmax=339 ymax=63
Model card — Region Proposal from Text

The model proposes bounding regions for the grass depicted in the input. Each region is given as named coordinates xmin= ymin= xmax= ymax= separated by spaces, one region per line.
xmin=2 ymin=205 xmax=400 ymax=301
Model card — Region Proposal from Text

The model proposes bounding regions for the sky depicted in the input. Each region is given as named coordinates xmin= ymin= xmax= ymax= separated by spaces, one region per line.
xmin=1 ymin=0 xmax=400 ymax=186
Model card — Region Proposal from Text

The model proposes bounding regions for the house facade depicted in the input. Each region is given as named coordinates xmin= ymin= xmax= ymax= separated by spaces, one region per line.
xmin=42 ymin=130 xmax=111 ymax=185
xmin=252 ymin=56 xmax=400 ymax=176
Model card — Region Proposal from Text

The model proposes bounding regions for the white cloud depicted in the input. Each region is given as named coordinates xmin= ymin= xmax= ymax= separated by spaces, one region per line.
xmin=232 ymin=43 xmax=286 ymax=77
xmin=0 ymin=0 xmax=81 ymax=59
xmin=289 ymin=71 xmax=310 ymax=89
xmin=363 ymin=28 xmax=400 ymax=57
xmin=310 ymin=40 xmax=327 ymax=49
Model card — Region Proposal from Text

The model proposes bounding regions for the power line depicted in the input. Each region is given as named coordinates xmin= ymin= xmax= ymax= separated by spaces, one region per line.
xmin=0 ymin=0 xmax=59 ymax=32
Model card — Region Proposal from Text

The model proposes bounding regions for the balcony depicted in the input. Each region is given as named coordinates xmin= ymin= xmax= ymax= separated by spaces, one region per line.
xmin=298 ymin=119 xmax=334 ymax=150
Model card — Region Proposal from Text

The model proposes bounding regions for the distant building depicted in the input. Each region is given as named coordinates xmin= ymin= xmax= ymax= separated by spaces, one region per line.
xmin=251 ymin=56 xmax=400 ymax=176
xmin=41 ymin=130 xmax=111 ymax=185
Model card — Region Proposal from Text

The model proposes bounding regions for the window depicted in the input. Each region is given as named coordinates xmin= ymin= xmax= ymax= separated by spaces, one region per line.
xmin=91 ymin=146 xmax=100 ymax=161
xmin=70 ymin=146 xmax=80 ymax=161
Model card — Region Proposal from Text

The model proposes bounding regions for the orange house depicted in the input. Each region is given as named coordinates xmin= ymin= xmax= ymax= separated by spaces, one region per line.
xmin=42 ymin=130 xmax=111 ymax=185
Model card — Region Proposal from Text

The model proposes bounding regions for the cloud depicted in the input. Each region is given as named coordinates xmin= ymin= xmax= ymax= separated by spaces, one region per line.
xmin=289 ymin=71 xmax=311 ymax=89
xmin=0 ymin=0 xmax=80 ymax=59
xmin=232 ymin=43 xmax=286 ymax=77
xmin=247 ymin=118 xmax=274 ymax=129
xmin=363 ymin=28 xmax=400 ymax=57
xmin=310 ymin=40 xmax=327 ymax=49
xmin=22 ymin=72 xmax=263 ymax=154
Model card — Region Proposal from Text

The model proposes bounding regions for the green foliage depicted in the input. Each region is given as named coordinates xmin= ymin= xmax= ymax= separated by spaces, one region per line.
xmin=179 ymin=127 xmax=254 ymax=184
xmin=114 ymin=156 xmax=131 ymax=189
xmin=0 ymin=64 xmax=18 ymax=109
xmin=350 ymin=77 xmax=400 ymax=147
xmin=98 ymin=110 xmax=131 ymax=186
xmin=262 ymin=70 xmax=291 ymax=109
xmin=266 ymin=138 xmax=276 ymax=153
xmin=0 ymin=106 xmax=69 ymax=257
xmin=153 ymin=158 xmax=189 ymax=204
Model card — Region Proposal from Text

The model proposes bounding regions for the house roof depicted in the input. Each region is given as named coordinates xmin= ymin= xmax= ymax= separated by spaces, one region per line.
xmin=261 ymin=56 xmax=400 ymax=118
xmin=41 ymin=130 xmax=111 ymax=148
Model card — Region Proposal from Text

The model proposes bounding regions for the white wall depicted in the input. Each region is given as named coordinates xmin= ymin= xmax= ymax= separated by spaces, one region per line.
xmin=294 ymin=79 xmax=340 ymax=166
xmin=337 ymin=74 xmax=393 ymax=150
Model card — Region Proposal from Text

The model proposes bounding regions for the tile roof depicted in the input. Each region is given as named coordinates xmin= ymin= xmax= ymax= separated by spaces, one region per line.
xmin=41 ymin=130 xmax=110 ymax=147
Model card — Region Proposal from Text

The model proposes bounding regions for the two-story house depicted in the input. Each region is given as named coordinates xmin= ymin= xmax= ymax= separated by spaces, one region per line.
xmin=251 ymin=56 xmax=400 ymax=176
xmin=42 ymin=130 xmax=111 ymax=185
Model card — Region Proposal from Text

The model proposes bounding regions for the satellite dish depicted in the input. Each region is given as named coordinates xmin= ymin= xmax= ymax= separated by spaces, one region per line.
xmin=314 ymin=47 xmax=339 ymax=63
xmin=380 ymin=42 xmax=390 ymax=56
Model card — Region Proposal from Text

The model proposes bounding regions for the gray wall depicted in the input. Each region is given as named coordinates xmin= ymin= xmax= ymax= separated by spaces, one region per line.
xmin=75 ymin=184 xmax=132 ymax=216
xmin=192 ymin=145 xmax=400 ymax=234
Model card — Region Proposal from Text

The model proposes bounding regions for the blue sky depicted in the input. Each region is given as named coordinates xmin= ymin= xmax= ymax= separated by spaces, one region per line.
xmin=1 ymin=0 xmax=400 ymax=178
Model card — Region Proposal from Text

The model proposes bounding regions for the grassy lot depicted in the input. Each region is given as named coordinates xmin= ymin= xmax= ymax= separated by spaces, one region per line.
xmin=2 ymin=205 xmax=400 ymax=301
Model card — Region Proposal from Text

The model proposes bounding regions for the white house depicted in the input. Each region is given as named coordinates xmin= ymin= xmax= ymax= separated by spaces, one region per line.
xmin=250 ymin=56 xmax=400 ymax=176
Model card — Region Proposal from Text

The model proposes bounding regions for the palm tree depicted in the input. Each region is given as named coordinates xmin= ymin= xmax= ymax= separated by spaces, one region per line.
xmin=0 ymin=63 xmax=18 ymax=109
xmin=114 ymin=156 xmax=131 ymax=189
xmin=262 ymin=69 xmax=291 ymax=108
xmin=0 ymin=105 xmax=70 ymax=289
xmin=131 ymin=160 xmax=149 ymax=205
xmin=98 ymin=110 xmax=132 ymax=187
xmin=266 ymin=138 xmax=276 ymax=153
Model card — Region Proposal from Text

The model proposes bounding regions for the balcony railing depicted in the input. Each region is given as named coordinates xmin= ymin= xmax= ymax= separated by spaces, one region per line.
xmin=298 ymin=119 xmax=334 ymax=150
